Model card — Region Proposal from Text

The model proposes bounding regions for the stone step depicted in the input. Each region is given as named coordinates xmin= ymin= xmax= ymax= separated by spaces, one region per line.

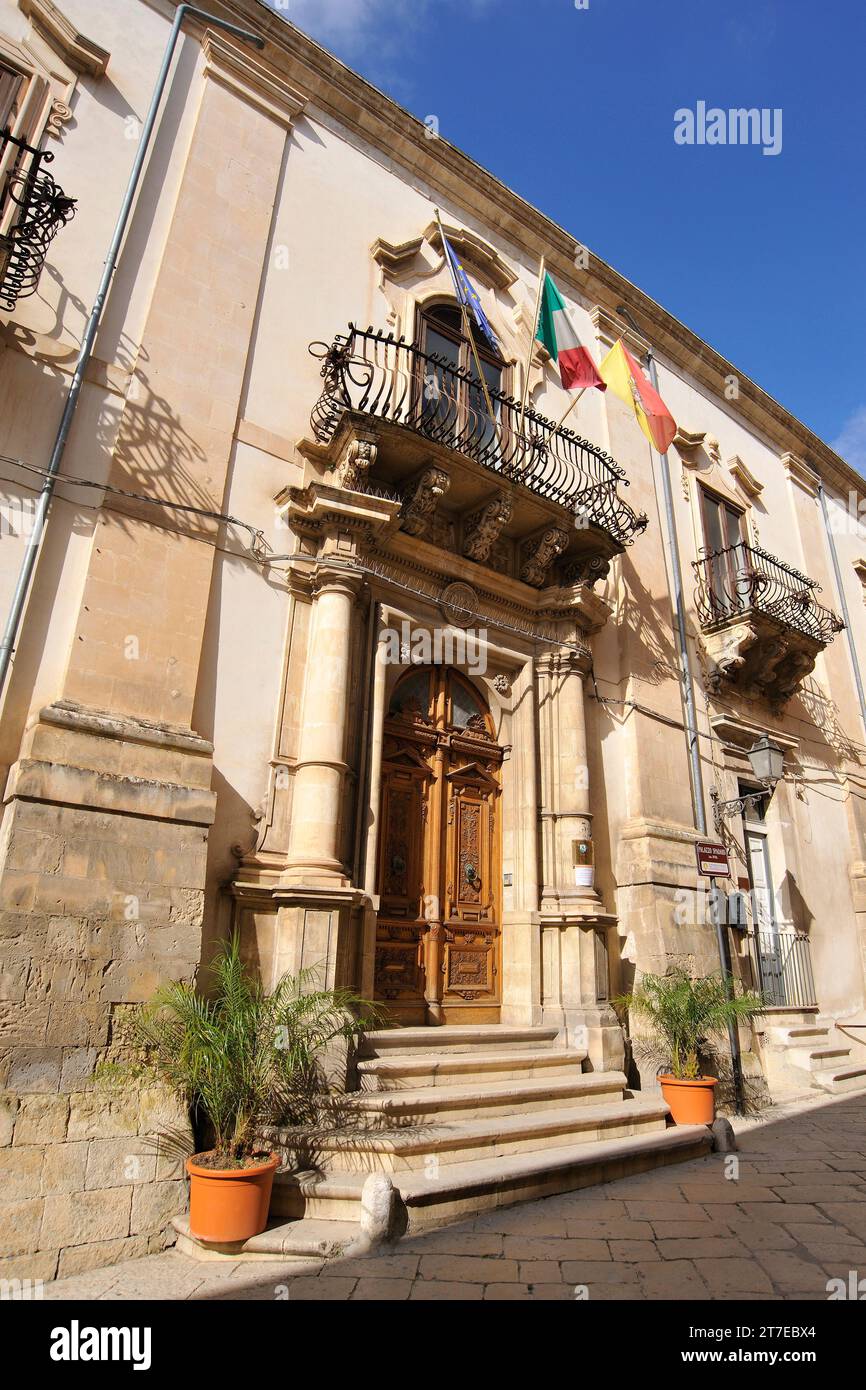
xmin=398 ymin=1123 xmax=712 ymax=1230
xmin=358 ymin=1025 xmax=561 ymax=1059
xmin=778 ymin=1025 xmax=831 ymax=1043
xmin=272 ymin=1170 xmax=367 ymax=1224
xmin=812 ymin=1065 xmax=866 ymax=1095
xmin=182 ymin=1125 xmax=713 ymax=1257
xmin=794 ymin=1047 xmax=852 ymax=1071
xmin=358 ymin=1045 xmax=587 ymax=1092
xmin=348 ymin=1070 xmax=626 ymax=1122
xmin=172 ymin=1214 xmax=359 ymax=1260
xmin=297 ymin=1096 xmax=669 ymax=1172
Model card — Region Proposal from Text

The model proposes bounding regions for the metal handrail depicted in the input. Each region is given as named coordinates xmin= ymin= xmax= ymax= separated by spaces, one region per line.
xmin=692 ymin=540 xmax=844 ymax=645
xmin=309 ymin=325 xmax=648 ymax=546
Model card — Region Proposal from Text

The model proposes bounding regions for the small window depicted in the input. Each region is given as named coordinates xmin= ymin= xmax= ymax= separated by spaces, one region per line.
xmin=0 ymin=64 xmax=25 ymax=131
xmin=448 ymin=673 xmax=490 ymax=732
xmin=389 ymin=668 xmax=432 ymax=720
xmin=700 ymin=487 xmax=744 ymax=555
xmin=738 ymin=780 xmax=767 ymax=821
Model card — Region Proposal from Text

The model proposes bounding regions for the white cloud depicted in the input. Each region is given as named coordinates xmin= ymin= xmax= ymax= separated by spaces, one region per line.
xmin=265 ymin=0 xmax=428 ymax=58
xmin=264 ymin=0 xmax=496 ymax=62
xmin=832 ymin=406 xmax=866 ymax=476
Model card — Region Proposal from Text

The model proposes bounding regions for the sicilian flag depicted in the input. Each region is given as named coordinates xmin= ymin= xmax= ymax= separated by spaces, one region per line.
xmin=535 ymin=273 xmax=605 ymax=392
xmin=599 ymin=338 xmax=677 ymax=455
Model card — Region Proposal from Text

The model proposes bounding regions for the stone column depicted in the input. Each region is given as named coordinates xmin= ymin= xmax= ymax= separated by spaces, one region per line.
xmin=286 ymin=567 xmax=363 ymax=885
xmin=537 ymin=647 xmax=598 ymax=911
xmin=536 ymin=645 xmax=623 ymax=1068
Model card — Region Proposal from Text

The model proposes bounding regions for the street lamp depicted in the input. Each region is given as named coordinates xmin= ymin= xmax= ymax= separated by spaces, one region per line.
xmin=710 ymin=736 xmax=786 ymax=832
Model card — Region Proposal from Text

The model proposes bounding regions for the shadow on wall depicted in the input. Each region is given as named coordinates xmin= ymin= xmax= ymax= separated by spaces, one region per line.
xmin=614 ymin=550 xmax=681 ymax=689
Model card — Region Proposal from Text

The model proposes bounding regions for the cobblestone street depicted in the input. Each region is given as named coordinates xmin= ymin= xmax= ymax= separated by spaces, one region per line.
xmin=43 ymin=1091 xmax=866 ymax=1302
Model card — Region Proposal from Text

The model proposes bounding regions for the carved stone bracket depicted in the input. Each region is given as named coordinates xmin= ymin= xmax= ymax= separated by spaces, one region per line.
xmin=399 ymin=465 xmax=451 ymax=536
xmin=334 ymin=432 xmax=377 ymax=492
xmin=560 ymin=554 xmax=611 ymax=590
xmin=520 ymin=526 xmax=569 ymax=588
xmin=701 ymin=614 xmax=821 ymax=705
xmin=462 ymin=490 xmax=512 ymax=563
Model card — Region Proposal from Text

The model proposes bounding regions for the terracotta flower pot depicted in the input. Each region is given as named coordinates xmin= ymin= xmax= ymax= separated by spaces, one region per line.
xmin=186 ymin=1153 xmax=278 ymax=1243
xmin=659 ymin=1074 xmax=718 ymax=1126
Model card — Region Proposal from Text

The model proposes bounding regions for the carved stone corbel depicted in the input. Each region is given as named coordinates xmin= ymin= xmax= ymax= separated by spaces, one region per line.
xmin=560 ymin=555 xmax=611 ymax=590
xmin=520 ymin=527 xmax=569 ymax=588
xmin=399 ymin=465 xmax=451 ymax=536
xmin=462 ymin=490 xmax=512 ymax=563
xmin=334 ymin=433 xmax=377 ymax=492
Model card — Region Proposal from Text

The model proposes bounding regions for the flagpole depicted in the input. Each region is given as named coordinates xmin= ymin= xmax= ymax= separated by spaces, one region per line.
xmin=518 ymin=255 xmax=545 ymax=436
xmin=434 ymin=208 xmax=505 ymax=458
xmin=553 ymin=386 xmax=587 ymax=433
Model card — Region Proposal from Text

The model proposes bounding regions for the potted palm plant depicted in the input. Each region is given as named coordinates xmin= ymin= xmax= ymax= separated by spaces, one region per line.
xmin=106 ymin=934 xmax=377 ymax=1244
xmin=615 ymin=968 xmax=762 ymax=1125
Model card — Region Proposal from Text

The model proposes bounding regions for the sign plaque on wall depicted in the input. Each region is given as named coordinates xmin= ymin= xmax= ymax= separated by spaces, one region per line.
xmin=695 ymin=839 xmax=731 ymax=878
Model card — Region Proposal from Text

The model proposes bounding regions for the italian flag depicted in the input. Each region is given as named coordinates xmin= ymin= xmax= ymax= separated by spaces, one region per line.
xmin=535 ymin=273 xmax=606 ymax=392
xmin=599 ymin=339 xmax=677 ymax=455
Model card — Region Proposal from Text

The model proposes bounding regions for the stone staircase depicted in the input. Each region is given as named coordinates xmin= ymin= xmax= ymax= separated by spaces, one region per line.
xmin=757 ymin=1012 xmax=866 ymax=1097
xmin=174 ymin=1025 xmax=711 ymax=1262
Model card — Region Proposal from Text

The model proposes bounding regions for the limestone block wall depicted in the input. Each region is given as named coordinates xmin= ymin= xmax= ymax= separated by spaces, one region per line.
xmin=0 ymin=703 xmax=212 ymax=1279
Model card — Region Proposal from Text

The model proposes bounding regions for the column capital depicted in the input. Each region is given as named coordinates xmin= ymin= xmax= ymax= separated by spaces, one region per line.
xmin=535 ymin=645 xmax=592 ymax=679
xmin=310 ymin=563 xmax=365 ymax=601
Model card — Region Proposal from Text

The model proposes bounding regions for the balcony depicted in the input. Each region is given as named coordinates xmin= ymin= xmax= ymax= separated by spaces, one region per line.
xmin=0 ymin=128 xmax=76 ymax=312
xmin=693 ymin=542 xmax=844 ymax=703
xmin=307 ymin=325 xmax=647 ymax=589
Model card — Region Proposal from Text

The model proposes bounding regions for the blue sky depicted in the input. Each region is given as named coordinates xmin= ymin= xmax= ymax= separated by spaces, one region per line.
xmin=266 ymin=0 xmax=865 ymax=472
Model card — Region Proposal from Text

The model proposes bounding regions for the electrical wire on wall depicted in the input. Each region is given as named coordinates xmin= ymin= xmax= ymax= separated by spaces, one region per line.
xmin=2 ymin=449 xmax=864 ymax=796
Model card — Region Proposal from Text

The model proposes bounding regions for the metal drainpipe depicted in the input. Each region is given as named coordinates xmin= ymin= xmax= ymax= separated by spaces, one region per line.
xmin=818 ymin=482 xmax=866 ymax=741
xmin=0 ymin=5 xmax=265 ymax=702
xmin=644 ymin=347 xmax=707 ymax=835
xmin=617 ymin=307 xmax=744 ymax=1113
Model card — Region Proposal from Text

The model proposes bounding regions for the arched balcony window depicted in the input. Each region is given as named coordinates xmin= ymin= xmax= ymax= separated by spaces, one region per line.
xmin=416 ymin=301 xmax=506 ymax=458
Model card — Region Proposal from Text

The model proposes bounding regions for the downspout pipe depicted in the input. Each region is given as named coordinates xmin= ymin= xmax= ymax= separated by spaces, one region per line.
xmin=616 ymin=308 xmax=706 ymax=831
xmin=0 ymin=5 xmax=265 ymax=703
xmin=818 ymin=481 xmax=866 ymax=742
xmin=617 ymin=306 xmax=744 ymax=1114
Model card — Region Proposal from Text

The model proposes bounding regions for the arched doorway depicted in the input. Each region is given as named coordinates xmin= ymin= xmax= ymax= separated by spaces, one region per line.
xmin=374 ymin=666 xmax=503 ymax=1025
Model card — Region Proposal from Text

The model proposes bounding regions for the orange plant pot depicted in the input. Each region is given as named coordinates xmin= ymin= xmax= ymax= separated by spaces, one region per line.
xmin=186 ymin=1154 xmax=278 ymax=1244
xmin=659 ymin=1074 xmax=718 ymax=1126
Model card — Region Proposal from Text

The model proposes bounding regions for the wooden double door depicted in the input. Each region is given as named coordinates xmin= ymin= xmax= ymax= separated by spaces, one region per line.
xmin=374 ymin=666 xmax=503 ymax=1025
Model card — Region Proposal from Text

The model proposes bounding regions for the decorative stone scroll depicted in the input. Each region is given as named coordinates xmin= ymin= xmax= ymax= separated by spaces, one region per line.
xmin=399 ymin=465 xmax=451 ymax=536
xmin=334 ymin=434 xmax=377 ymax=492
xmin=520 ymin=526 xmax=570 ymax=588
xmin=462 ymin=491 xmax=512 ymax=563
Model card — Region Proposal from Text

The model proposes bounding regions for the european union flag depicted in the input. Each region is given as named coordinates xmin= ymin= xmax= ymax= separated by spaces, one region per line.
xmin=441 ymin=233 xmax=500 ymax=353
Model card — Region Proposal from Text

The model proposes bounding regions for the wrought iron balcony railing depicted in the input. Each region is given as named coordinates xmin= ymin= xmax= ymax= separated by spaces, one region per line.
xmin=309 ymin=325 xmax=648 ymax=546
xmin=693 ymin=542 xmax=844 ymax=646
xmin=0 ymin=127 xmax=76 ymax=312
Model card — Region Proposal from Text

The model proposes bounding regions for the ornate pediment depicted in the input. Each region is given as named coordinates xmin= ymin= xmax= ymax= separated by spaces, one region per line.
xmin=18 ymin=0 xmax=109 ymax=77
xmin=423 ymin=220 xmax=517 ymax=290
xmin=371 ymin=221 xmax=517 ymax=293
xmin=728 ymin=454 xmax=764 ymax=500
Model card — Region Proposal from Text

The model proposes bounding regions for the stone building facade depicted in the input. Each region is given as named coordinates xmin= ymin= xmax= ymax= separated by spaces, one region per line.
xmin=1 ymin=0 xmax=865 ymax=1278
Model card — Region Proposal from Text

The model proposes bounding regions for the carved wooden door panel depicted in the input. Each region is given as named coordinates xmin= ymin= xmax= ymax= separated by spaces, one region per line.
xmin=374 ymin=668 xmax=502 ymax=1024
xmin=442 ymin=760 xmax=501 ymax=1010
xmin=374 ymin=752 xmax=432 ymax=1020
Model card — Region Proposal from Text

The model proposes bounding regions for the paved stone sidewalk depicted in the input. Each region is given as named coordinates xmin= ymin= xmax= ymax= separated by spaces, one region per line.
xmin=44 ymin=1090 xmax=866 ymax=1301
